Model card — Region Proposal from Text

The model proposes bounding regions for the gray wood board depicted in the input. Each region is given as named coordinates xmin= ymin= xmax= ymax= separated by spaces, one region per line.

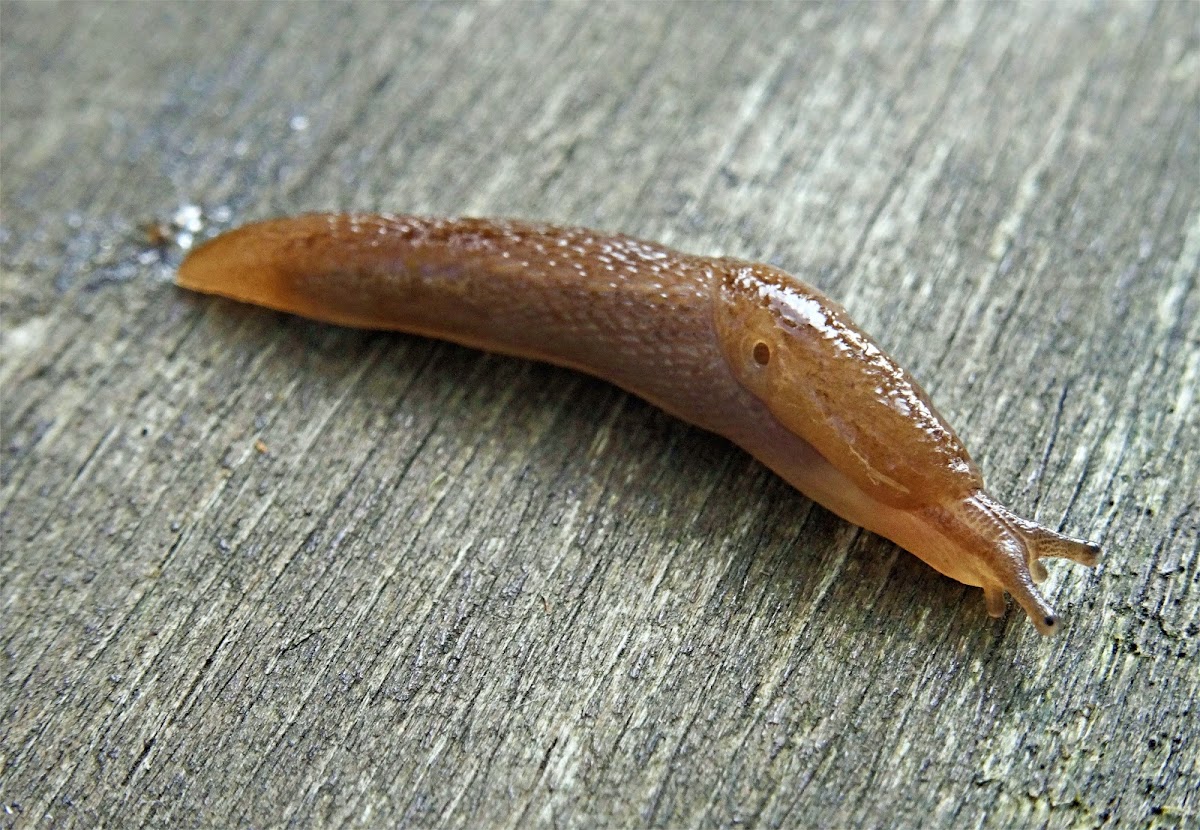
xmin=1 ymin=2 xmax=1197 ymax=828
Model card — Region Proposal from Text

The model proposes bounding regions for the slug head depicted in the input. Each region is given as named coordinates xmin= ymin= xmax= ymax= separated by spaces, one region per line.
xmin=915 ymin=492 xmax=1101 ymax=635
xmin=713 ymin=261 xmax=1101 ymax=633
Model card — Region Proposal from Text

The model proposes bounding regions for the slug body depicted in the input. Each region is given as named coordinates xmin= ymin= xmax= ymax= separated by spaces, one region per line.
xmin=178 ymin=213 xmax=1099 ymax=634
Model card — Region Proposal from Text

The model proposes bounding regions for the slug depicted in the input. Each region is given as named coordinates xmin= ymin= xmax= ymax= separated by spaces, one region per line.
xmin=177 ymin=213 xmax=1100 ymax=634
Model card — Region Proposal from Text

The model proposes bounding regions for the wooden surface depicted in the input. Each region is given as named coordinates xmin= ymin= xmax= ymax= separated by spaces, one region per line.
xmin=2 ymin=2 xmax=1197 ymax=828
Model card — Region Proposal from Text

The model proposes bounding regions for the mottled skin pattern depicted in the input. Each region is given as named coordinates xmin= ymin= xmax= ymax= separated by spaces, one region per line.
xmin=178 ymin=214 xmax=1100 ymax=634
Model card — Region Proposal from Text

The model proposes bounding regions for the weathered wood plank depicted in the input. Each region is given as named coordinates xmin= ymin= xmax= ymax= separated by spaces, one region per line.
xmin=1 ymin=2 xmax=1196 ymax=828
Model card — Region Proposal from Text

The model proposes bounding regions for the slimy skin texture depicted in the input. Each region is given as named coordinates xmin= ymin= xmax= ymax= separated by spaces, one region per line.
xmin=178 ymin=213 xmax=1100 ymax=634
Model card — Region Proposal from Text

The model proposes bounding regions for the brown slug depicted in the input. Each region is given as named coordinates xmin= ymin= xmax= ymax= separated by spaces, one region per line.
xmin=177 ymin=213 xmax=1100 ymax=634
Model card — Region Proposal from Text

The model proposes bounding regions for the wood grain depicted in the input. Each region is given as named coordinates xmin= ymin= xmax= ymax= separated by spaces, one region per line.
xmin=2 ymin=2 xmax=1196 ymax=828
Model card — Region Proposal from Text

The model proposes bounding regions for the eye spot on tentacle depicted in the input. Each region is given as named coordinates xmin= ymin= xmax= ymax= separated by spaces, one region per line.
xmin=752 ymin=341 xmax=771 ymax=366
